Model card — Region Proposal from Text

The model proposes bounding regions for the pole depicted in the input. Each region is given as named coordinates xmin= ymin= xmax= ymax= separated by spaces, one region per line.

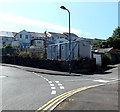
xmin=60 ymin=6 xmax=72 ymax=74
xmin=67 ymin=9 xmax=71 ymax=74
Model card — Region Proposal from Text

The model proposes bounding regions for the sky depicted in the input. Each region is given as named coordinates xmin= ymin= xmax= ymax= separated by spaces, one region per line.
xmin=0 ymin=0 xmax=118 ymax=39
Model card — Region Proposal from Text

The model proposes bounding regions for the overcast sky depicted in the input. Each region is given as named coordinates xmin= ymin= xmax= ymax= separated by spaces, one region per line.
xmin=0 ymin=0 xmax=118 ymax=39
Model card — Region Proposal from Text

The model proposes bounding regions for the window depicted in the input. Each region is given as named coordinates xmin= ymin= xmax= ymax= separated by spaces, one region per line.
xmin=37 ymin=41 xmax=41 ymax=44
xmin=26 ymin=35 xmax=28 ymax=39
xmin=61 ymin=45 xmax=64 ymax=50
xmin=59 ymin=41 xmax=63 ymax=43
xmin=20 ymin=34 xmax=22 ymax=38
xmin=52 ymin=37 xmax=55 ymax=40
xmin=6 ymin=37 xmax=8 ymax=41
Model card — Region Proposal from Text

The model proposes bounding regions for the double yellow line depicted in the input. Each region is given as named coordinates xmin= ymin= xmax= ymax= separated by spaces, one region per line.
xmin=35 ymin=82 xmax=116 ymax=112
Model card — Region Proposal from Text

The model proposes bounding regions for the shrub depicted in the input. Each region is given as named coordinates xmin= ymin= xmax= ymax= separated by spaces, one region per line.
xmin=102 ymin=53 xmax=111 ymax=67
xmin=18 ymin=51 xmax=31 ymax=58
xmin=4 ymin=45 xmax=12 ymax=48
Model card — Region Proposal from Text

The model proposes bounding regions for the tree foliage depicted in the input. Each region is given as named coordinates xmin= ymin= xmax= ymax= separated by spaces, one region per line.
xmin=107 ymin=27 xmax=120 ymax=49
xmin=92 ymin=27 xmax=120 ymax=49
xmin=102 ymin=53 xmax=111 ymax=67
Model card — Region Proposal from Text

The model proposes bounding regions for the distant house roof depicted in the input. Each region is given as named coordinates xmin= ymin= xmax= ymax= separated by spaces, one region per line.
xmin=63 ymin=32 xmax=78 ymax=37
xmin=29 ymin=32 xmax=45 ymax=38
xmin=48 ymin=32 xmax=67 ymax=38
xmin=0 ymin=31 xmax=14 ymax=37
xmin=12 ymin=32 xmax=18 ymax=37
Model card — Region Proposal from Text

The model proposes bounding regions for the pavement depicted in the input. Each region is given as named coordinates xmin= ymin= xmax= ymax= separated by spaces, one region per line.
xmin=1 ymin=63 xmax=118 ymax=76
xmin=1 ymin=63 xmax=82 ymax=76
xmin=53 ymin=81 xmax=119 ymax=111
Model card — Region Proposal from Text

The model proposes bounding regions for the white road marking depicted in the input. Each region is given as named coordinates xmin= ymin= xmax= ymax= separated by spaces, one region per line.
xmin=55 ymin=81 xmax=65 ymax=90
xmin=50 ymin=84 xmax=54 ymax=86
xmin=93 ymin=79 xmax=110 ymax=83
xmin=55 ymin=81 xmax=59 ymax=83
xmin=41 ymin=76 xmax=43 ymax=78
xmin=33 ymin=72 xmax=37 ymax=75
xmin=46 ymin=79 xmax=49 ymax=81
xmin=51 ymin=87 xmax=56 ymax=89
xmin=0 ymin=76 xmax=6 ymax=78
xmin=48 ymin=81 xmax=52 ymax=84
xmin=65 ymin=79 xmax=90 ymax=82
xmin=58 ymin=83 xmax=62 ymax=86
xmin=60 ymin=86 xmax=65 ymax=89
xmin=51 ymin=90 xmax=56 ymax=94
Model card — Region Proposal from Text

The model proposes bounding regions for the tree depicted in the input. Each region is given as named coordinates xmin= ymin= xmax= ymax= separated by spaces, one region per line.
xmin=101 ymin=41 xmax=109 ymax=48
xmin=105 ymin=27 xmax=120 ymax=49
xmin=112 ymin=27 xmax=120 ymax=38
xmin=113 ymin=37 xmax=120 ymax=49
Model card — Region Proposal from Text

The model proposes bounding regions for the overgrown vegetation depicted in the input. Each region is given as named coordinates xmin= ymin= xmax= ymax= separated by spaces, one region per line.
xmin=18 ymin=51 xmax=32 ymax=58
xmin=102 ymin=53 xmax=111 ymax=67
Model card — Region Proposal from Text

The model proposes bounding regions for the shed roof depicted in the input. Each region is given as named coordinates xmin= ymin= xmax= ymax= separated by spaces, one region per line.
xmin=93 ymin=48 xmax=116 ymax=54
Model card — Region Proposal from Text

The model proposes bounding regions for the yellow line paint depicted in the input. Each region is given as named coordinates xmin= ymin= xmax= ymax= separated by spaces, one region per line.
xmin=35 ymin=81 xmax=117 ymax=112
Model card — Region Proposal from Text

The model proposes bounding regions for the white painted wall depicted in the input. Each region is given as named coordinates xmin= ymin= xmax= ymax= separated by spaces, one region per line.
xmin=15 ymin=30 xmax=31 ymax=43
xmin=93 ymin=53 xmax=102 ymax=66
xmin=12 ymin=41 xmax=19 ymax=47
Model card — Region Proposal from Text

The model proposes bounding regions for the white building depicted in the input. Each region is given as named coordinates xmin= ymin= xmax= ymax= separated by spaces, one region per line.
xmin=0 ymin=31 xmax=15 ymax=47
xmin=14 ymin=30 xmax=31 ymax=48
xmin=47 ymin=39 xmax=92 ymax=60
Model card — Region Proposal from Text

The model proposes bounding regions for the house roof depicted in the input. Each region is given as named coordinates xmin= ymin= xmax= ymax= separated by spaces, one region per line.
xmin=0 ymin=31 xmax=14 ymax=37
xmin=63 ymin=32 xmax=79 ymax=37
xmin=12 ymin=32 xmax=18 ymax=37
xmin=48 ymin=32 xmax=67 ymax=38
xmin=29 ymin=32 xmax=45 ymax=38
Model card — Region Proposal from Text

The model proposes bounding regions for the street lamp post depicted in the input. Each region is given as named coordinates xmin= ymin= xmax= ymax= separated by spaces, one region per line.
xmin=60 ymin=6 xmax=71 ymax=74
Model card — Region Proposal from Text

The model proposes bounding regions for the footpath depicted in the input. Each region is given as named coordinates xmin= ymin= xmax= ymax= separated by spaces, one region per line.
xmin=2 ymin=63 xmax=82 ymax=76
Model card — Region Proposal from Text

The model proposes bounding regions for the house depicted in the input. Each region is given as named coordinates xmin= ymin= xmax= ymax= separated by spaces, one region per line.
xmin=63 ymin=32 xmax=79 ymax=41
xmin=44 ymin=31 xmax=68 ymax=45
xmin=14 ymin=30 xmax=31 ymax=48
xmin=0 ymin=30 xmax=79 ymax=49
xmin=29 ymin=32 xmax=45 ymax=40
xmin=0 ymin=31 xmax=15 ymax=47
xmin=47 ymin=39 xmax=92 ymax=60
xmin=31 ymin=39 xmax=44 ymax=48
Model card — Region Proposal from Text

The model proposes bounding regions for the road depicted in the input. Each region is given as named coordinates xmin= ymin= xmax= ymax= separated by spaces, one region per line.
xmin=0 ymin=64 xmax=119 ymax=111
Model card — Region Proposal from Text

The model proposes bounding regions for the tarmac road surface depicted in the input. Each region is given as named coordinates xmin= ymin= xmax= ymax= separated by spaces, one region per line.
xmin=0 ymin=64 xmax=119 ymax=111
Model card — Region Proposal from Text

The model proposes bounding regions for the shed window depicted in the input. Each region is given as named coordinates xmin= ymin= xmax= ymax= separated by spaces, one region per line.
xmin=61 ymin=46 xmax=64 ymax=50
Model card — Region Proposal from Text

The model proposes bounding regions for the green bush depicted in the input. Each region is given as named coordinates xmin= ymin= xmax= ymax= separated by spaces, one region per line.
xmin=18 ymin=51 xmax=31 ymax=58
xmin=4 ymin=45 xmax=12 ymax=48
xmin=102 ymin=53 xmax=111 ymax=67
